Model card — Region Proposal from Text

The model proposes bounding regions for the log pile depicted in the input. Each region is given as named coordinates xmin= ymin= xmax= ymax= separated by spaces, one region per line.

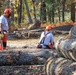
xmin=44 ymin=25 xmax=76 ymax=75
xmin=45 ymin=57 xmax=76 ymax=75
xmin=0 ymin=25 xmax=74 ymax=74
xmin=55 ymin=38 xmax=76 ymax=61
xmin=55 ymin=26 xmax=76 ymax=61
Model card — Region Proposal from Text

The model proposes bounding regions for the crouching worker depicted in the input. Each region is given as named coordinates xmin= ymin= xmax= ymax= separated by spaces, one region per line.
xmin=37 ymin=25 xmax=54 ymax=49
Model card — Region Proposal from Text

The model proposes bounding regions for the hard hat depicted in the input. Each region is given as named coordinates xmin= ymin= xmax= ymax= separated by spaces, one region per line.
xmin=4 ymin=8 xmax=12 ymax=17
xmin=46 ymin=25 xmax=52 ymax=30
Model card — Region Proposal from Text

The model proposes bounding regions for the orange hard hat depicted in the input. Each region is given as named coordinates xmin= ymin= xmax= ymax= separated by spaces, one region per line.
xmin=46 ymin=25 xmax=52 ymax=30
xmin=4 ymin=8 xmax=12 ymax=17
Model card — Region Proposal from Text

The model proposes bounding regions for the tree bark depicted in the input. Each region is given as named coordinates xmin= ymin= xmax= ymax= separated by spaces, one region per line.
xmin=71 ymin=2 xmax=75 ymax=22
xmin=51 ymin=6 xmax=55 ymax=23
xmin=0 ymin=65 xmax=44 ymax=75
xmin=6 ymin=0 xmax=10 ymax=8
xmin=0 ymin=49 xmax=56 ymax=65
xmin=55 ymin=38 xmax=76 ymax=61
xmin=24 ymin=0 xmax=33 ymax=24
xmin=58 ymin=7 xmax=61 ymax=22
xmin=62 ymin=0 xmax=65 ymax=22
xmin=32 ymin=0 xmax=36 ymax=20
xmin=40 ymin=2 xmax=46 ymax=23
xmin=45 ymin=57 xmax=75 ymax=75
xmin=18 ymin=0 xmax=22 ymax=25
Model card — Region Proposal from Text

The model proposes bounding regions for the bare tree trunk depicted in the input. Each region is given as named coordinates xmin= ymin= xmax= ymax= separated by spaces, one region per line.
xmin=11 ymin=3 xmax=14 ymax=21
xmin=71 ymin=2 xmax=75 ymax=22
xmin=62 ymin=0 xmax=66 ymax=22
xmin=18 ymin=0 xmax=22 ymax=25
xmin=40 ymin=2 xmax=46 ymax=23
xmin=24 ymin=0 xmax=33 ymax=24
xmin=6 ymin=0 xmax=10 ymax=8
xmin=52 ymin=6 xmax=55 ymax=23
xmin=58 ymin=7 xmax=61 ymax=22
xmin=6 ymin=0 xmax=11 ymax=32
xmin=32 ymin=0 xmax=36 ymax=20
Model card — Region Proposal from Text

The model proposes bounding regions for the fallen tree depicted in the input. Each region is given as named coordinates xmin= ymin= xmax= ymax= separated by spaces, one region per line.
xmin=0 ymin=65 xmax=45 ymax=75
xmin=0 ymin=48 xmax=57 ymax=65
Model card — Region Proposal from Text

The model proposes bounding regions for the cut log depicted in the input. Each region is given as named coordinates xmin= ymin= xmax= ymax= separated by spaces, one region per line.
xmin=28 ymin=31 xmax=41 ymax=38
xmin=55 ymin=38 xmax=76 ymax=61
xmin=44 ymin=57 xmax=76 ymax=75
xmin=0 ymin=48 xmax=57 ymax=65
xmin=55 ymin=39 xmax=64 ymax=57
xmin=0 ymin=65 xmax=45 ymax=75
xmin=69 ymin=25 xmax=76 ymax=38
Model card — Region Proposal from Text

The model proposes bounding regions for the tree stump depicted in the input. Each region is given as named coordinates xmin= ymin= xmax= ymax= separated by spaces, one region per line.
xmin=28 ymin=19 xmax=41 ymax=30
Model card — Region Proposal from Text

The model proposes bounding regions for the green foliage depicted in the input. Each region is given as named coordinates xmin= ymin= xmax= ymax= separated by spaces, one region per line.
xmin=9 ymin=0 xmax=76 ymax=26
xmin=0 ymin=2 xmax=5 ymax=7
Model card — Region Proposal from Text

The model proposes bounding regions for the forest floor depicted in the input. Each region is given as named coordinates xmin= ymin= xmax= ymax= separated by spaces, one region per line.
xmin=7 ymin=34 xmax=65 ymax=47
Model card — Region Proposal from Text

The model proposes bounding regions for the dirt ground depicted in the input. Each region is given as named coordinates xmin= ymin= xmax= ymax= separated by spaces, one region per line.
xmin=7 ymin=38 xmax=39 ymax=45
xmin=7 ymin=34 xmax=66 ymax=46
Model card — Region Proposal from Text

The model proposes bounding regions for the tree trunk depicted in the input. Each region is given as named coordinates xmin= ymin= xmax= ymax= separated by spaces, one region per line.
xmin=18 ymin=0 xmax=22 ymax=25
xmin=40 ymin=0 xmax=42 ymax=20
xmin=6 ymin=0 xmax=10 ymax=8
xmin=58 ymin=7 xmax=61 ymax=22
xmin=40 ymin=2 xmax=46 ymax=23
xmin=11 ymin=3 xmax=14 ymax=21
xmin=62 ymin=0 xmax=66 ymax=22
xmin=0 ymin=65 xmax=44 ymax=75
xmin=55 ymin=38 xmax=76 ymax=61
xmin=71 ymin=2 xmax=75 ymax=22
xmin=32 ymin=0 xmax=36 ymax=20
xmin=51 ymin=6 xmax=55 ymax=23
xmin=24 ymin=0 xmax=33 ymax=24
xmin=0 ymin=49 xmax=57 ymax=65
xmin=47 ymin=10 xmax=52 ymax=23
xmin=55 ymin=26 xmax=76 ymax=61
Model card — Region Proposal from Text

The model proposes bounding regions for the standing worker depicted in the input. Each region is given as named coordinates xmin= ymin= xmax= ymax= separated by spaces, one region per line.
xmin=0 ymin=8 xmax=12 ymax=50
xmin=37 ymin=25 xmax=54 ymax=49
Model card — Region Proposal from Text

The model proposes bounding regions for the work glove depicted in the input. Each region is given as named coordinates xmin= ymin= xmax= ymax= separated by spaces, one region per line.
xmin=0 ymin=33 xmax=4 ymax=39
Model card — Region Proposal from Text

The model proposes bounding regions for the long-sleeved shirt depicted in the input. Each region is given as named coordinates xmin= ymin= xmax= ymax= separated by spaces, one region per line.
xmin=38 ymin=30 xmax=54 ymax=49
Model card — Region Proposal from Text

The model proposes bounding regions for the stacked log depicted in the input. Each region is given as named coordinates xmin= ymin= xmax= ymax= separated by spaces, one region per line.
xmin=0 ymin=65 xmax=45 ymax=75
xmin=55 ymin=26 xmax=76 ymax=61
xmin=69 ymin=25 xmax=76 ymax=38
xmin=44 ymin=26 xmax=76 ymax=75
xmin=0 ymin=48 xmax=57 ymax=65
xmin=45 ymin=57 xmax=76 ymax=75
xmin=55 ymin=38 xmax=76 ymax=62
